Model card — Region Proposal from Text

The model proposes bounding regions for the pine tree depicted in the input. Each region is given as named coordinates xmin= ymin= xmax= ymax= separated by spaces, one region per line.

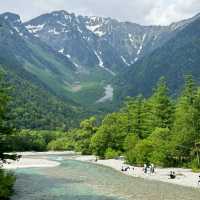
xmin=171 ymin=75 xmax=199 ymax=166
xmin=148 ymin=77 xmax=174 ymax=131
xmin=122 ymin=95 xmax=148 ymax=138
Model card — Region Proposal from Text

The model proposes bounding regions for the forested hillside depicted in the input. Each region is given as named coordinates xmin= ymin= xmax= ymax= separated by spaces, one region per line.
xmin=0 ymin=13 xmax=92 ymax=130
xmin=115 ymin=15 xmax=200 ymax=100
xmin=2 ymin=68 xmax=86 ymax=130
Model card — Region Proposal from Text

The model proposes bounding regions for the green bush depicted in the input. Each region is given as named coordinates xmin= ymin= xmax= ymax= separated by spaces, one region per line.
xmin=125 ymin=149 xmax=137 ymax=164
xmin=47 ymin=138 xmax=73 ymax=151
xmin=0 ymin=169 xmax=16 ymax=200
xmin=105 ymin=148 xmax=119 ymax=159
xmin=190 ymin=158 xmax=200 ymax=171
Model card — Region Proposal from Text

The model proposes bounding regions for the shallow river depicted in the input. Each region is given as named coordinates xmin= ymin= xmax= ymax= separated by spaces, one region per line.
xmin=11 ymin=156 xmax=200 ymax=200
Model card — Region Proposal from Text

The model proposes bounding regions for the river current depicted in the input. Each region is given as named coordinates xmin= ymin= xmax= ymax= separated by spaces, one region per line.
xmin=11 ymin=156 xmax=200 ymax=200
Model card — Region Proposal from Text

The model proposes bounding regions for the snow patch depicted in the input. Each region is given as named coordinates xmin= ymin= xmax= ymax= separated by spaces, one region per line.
xmin=128 ymin=34 xmax=137 ymax=48
xmin=86 ymin=24 xmax=101 ymax=32
xmin=94 ymin=51 xmax=116 ymax=76
xmin=136 ymin=34 xmax=146 ymax=55
xmin=77 ymin=26 xmax=83 ymax=34
xmin=72 ymin=61 xmax=81 ymax=69
xmin=121 ymin=56 xmax=130 ymax=66
xmin=58 ymin=48 xmax=64 ymax=54
xmin=63 ymin=54 xmax=81 ymax=69
xmin=26 ymin=24 xmax=45 ymax=33
xmin=94 ymin=51 xmax=104 ymax=67
xmin=64 ymin=14 xmax=72 ymax=22
xmin=86 ymin=24 xmax=105 ymax=37
xmin=57 ymin=21 xmax=67 ymax=26
xmin=95 ymin=30 xmax=106 ymax=37
xmin=48 ymin=28 xmax=60 ymax=35
xmin=14 ymin=26 xmax=20 ymax=33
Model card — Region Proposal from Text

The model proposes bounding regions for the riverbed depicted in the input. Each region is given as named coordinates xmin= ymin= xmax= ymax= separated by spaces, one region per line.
xmin=10 ymin=155 xmax=200 ymax=200
xmin=97 ymin=84 xmax=114 ymax=103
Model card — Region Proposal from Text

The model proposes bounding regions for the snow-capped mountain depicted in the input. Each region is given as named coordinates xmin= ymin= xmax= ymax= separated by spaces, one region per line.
xmin=1 ymin=10 xmax=200 ymax=108
xmin=24 ymin=10 xmax=197 ymax=76
xmin=23 ymin=10 xmax=176 ymax=75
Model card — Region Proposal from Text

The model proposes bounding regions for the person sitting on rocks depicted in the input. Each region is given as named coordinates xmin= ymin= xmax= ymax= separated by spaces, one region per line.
xmin=169 ymin=171 xmax=176 ymax=179
xmin=124 ymin=166 xmax=130 ymax=171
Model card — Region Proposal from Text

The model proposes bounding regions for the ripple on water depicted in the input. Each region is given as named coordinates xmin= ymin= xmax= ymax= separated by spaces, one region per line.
xmin=11 ymin=159 xmax=200 ymax=200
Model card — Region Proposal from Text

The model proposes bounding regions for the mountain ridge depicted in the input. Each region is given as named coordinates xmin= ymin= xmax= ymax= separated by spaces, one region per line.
xmin=0 ymin=10 xmax=200 ymax=128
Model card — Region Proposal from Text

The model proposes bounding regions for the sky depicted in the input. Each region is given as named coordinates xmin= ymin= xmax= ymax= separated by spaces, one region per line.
xmin=0 ymin=0 xmax=200 ymax=25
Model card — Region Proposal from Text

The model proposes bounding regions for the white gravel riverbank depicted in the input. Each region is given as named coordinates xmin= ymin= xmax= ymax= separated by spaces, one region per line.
xmin=75 ymin=155 xmax=200 ymax=188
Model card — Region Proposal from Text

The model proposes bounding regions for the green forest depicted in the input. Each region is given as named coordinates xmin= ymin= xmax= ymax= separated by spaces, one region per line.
xmin=1 ymin=74 xmax=200 ymax=199
xmin=51 ymin=75 xmax=200 ymax=170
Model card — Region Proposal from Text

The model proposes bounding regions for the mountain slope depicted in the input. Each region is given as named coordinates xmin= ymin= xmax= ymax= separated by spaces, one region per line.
xmin=24 ymin=10 xmax=169 ymax=73
xmin=115 ymin=15 xmax=200 ymax=99
xmin=0 ymin=12 xmax=81 ymax=100
xmin=23 ymin=10 xmax=200 ymax=106
xmin=0 ymin=13 xmax=88 ymax=130
xmin=25 ymin=11 xmax=198 ymax=74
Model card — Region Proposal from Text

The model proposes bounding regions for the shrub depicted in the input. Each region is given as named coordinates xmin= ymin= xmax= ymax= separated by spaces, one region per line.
xmin=0 ymin=169 xmax=16 ymax=200
xmin=190 ymin=158 xmax=200 ymax=172
xmin=47 ymin=138 xmax=73 ymax=151
xmin=105 ymin=148 xmax=119 ymax=159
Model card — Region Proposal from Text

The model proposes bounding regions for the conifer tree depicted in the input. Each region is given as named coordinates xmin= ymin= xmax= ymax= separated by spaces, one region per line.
xmin=148 ymin=77 xmax=174 ymax=131
xmin=122 ymin=95 xmax=148 ymax=138
xmin=171 ymin=75 xmax=199 ymax=165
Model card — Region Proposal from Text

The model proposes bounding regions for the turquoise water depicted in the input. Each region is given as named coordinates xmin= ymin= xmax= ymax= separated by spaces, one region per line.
xmin=11 ymin=157 xmax=200 ymax=200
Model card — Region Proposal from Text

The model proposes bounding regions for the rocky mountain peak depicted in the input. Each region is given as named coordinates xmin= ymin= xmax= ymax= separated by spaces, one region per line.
xmin=1 ymin=12 xmax=21 ymax=24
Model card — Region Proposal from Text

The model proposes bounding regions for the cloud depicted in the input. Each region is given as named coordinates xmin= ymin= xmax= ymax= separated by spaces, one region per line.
xmin=0 ymin=0 xmax=199 ymax=25
xmin=145 ymin=0 xmax=200 ymax=25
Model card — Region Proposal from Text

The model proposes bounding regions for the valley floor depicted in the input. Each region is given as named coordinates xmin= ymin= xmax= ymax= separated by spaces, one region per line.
xmin=75 ymin=155 xmax=200 ymax=189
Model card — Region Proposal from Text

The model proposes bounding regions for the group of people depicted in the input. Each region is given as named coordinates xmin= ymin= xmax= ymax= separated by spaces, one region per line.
xmin=121 ymin=166 xmax=132 ymax=172
xmin=143 ymin=163 xmax=155 ymax=174
xmin=121 ymin=163 xmax=155 ymax=174
xmin=121 ymin=163 xmax=200 ymax=186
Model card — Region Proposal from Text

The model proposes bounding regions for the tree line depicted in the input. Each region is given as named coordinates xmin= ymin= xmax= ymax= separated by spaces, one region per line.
xmin=4 ymin=75 xmax=200 ymax=170
xmin=11 ymin=76 xmax=200 ymax=169
xmin=48 ymin=76 xmax=200 ymax=169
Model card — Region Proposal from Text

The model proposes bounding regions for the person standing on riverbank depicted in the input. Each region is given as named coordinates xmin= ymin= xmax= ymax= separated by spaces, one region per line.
xmin=150 ymin=163 xmax=155 ymax=174
xmin=143 ymin=164 xmax=147 ymax=174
